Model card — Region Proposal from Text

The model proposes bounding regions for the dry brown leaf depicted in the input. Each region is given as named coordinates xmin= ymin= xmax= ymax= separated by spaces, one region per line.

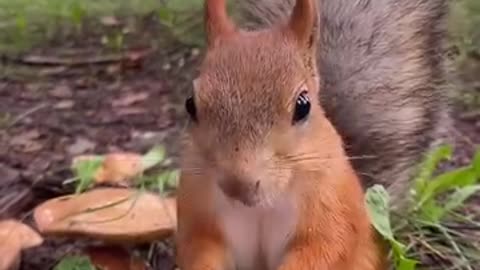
xmin=0 ymin=220 xmax=44 ymax=270
xmin=33 ymin=188 xmax=176 ymax=244
xmin=10 ymin=130 xmax=43 ymax=153
xmin=93 ymin=153 xmax=143 ymax=185
xmin=49 ymin=85 xmax=73 ymax=98
xmin=85 ymin=246 xmax=147 ymax=270
xmin=112 ymin=93 xmax=149 ymax=107
xmin=100 ymin=16 xmax=120 ymax=26
xmin=116 ymin=107 xmax=147 ymax=116
xmin=67 ymin=137 xmax=96 ymax=155
xmin=54 ymin=100 xmax=75 ymax=110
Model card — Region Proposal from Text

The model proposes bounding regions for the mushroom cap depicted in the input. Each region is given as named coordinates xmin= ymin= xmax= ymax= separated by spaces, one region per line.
xmin=0 ymin=220 xmax=44 ymax=270
xmin=33 ymin=188 xmax=176 ymax=244
xmin=93 ymin=153 xmax=144 ymax=184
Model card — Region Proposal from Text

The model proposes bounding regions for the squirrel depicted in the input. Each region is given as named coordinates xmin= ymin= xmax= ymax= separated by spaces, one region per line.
xmin=176 ymin=0 xmax=448 ymax=269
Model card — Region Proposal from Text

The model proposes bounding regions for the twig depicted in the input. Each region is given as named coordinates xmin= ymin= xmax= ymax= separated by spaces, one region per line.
xmin=437 ymin=225 xmax=474 ymax=270
xmin=444 ymin=223 xmax=480 ymax=231
xmin=4 ymin=102 xmax=49 ymax=130
xmin=16 ymin=50 xmax=151 ymax=67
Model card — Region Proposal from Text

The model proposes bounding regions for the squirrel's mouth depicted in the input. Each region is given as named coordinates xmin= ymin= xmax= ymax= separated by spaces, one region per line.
xmin=218 ymin=180 xmax=261 ymax=207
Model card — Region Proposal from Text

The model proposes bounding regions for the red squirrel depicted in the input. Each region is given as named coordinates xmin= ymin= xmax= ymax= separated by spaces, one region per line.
xmin=176 ymin=0 xmax=388 ymax=269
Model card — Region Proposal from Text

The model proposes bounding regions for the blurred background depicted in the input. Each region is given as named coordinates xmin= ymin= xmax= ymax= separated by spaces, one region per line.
xmin=0 ymin=0 xmax=479 ymax=269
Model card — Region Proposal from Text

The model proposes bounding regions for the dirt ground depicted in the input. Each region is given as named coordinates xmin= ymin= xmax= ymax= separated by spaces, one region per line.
xmin=1 ymin=18 xmax=480 ymax=270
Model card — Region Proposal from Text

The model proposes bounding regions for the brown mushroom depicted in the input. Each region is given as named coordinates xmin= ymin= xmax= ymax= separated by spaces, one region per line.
xmin=33 ymin=188 xmax=176 ymax=244
xmin=93 ymin=153 xmax=144 ymax=185
xmin=0 ymin=220 xmax=44 ymax=270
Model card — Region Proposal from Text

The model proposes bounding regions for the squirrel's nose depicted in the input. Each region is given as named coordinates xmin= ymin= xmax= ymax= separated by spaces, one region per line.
xmin=218 ymin=175 xmax=260 ymax=206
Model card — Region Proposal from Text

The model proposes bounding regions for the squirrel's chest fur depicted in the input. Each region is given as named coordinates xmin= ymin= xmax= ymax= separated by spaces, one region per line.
xmin=213 ymin=187 xmax=297 ymax=270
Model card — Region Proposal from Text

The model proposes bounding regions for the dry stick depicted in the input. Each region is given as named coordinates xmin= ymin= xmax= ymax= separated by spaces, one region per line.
xmin=4 ymin=102 xmax=49 ymax=130
xmin=17 ymin=49 xmax=152 ymax=67
xmin=437 ymin=225 xmax=474 ymax=270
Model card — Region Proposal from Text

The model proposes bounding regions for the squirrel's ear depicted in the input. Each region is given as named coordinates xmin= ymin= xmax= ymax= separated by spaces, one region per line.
xmin=204 ymin=0 xmax=236 ymax=47
xmin=287 ymin=0 xmax=319 ymax=51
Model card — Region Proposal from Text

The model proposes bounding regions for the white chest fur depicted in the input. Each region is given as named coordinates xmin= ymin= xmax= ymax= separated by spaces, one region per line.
xmin=213 ymin=188 xmax=298 ymax=270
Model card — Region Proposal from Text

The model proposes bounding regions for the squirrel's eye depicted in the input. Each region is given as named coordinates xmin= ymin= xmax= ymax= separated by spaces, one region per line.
xmin=292 ymin=91 xmax=311 ymax=124
xmin=185 ymin=96 xmax=197 ymax=122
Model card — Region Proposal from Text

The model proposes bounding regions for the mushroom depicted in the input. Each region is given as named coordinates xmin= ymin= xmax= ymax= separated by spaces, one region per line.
xmin=93 ymin=153 xmax=144 ymax=185
xmin=0 ymin=220 xmax=44 ymax=270
xmin=72 ymin=147 xmax=167 ymax=187
xmin=33 ymin=188 xmax=176 ymax=244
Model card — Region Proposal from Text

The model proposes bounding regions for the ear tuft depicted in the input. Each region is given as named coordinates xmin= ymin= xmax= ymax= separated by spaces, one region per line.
xmin=288 ymin=0 xmax=319 ymax=50
xmin=204 ymin=0 xmax=236 ymax=47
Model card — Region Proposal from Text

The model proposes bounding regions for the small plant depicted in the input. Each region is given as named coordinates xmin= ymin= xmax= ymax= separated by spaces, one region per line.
xmin=366 ymin=145 xmax=480 ymax=270
xmin=366 ymin=185 xmax=418 ymax=270
xmin=54 ymin=255 xmax=96 ymax=270
xmin=71 ymin=155 xmax=104 ymax=194
xmin=101 ymin=31 xmax=125 ymax=52
xmin=68 ymin=145 xmax=177 ymax=194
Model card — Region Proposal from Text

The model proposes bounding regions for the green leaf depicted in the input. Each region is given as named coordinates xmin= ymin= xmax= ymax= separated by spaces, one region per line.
xmin=413 ymin=145 xmax=453 ymax=196
xmin=397 ymin=256 xmax=418 ymax=270
xmin=155 ymin=169 xmax=179 ymax=192
xmin=472 ymin=148 xmax=480 ymax=176
xmin=418 ymin=199 xmax=445 ymax=223
xmin=54 ymin=255 xmax=96 ymax=270
xmin=71 ymin=155 xmax=104 ymax=194
xmin=365 ymin=185 xmax=394 ymax=240
xmin=141 ymin=145 xmax=166 ymax=170
xmin=365 ymin=185 xmax=418 ymax=269
xmin=415 ymin=165 xmax=476 ymax=210
xmin=443 ymin=185 xmax=480 ymax=214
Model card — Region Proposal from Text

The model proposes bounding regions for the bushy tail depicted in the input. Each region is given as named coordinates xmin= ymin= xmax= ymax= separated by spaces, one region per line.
xmin=235 ymin=0 xmax=451 ymax=203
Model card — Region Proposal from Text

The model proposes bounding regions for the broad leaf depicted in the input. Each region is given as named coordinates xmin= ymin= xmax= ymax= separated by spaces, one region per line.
xmin=54 ymin=255 xmax=96 ymax=270
xmin=141 ymin=145 xmax=166 ymax=170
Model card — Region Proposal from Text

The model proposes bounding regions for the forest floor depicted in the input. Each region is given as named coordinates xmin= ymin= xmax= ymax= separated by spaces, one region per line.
xmin=1 ymin=1 xmax=480 ymax=269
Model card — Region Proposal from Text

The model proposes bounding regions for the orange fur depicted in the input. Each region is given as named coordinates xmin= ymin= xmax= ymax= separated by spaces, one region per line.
xmin=176 ymin=0 xmax=388 ymax=269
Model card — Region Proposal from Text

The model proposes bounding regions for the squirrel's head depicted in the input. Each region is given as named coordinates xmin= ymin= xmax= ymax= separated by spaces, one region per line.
xmin=181 ymin=0 xmax=336 ymax=207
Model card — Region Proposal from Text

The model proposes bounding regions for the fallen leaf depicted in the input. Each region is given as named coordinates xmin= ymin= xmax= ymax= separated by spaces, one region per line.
xmin=67 ymin=138 xmax=96 ymax=156
xmin=112 ymin=93 xmax=149 ymax=107
xmin=116 ymin=107 xmax=146 ymax=116
xmin=0 ymin=163 xmax=20 ymax=188
xmin=0 ymin=220 xmax=44 ymax=270
xmin=11 ymin=130 xmax=40 ymax=142
xmin=10 ymin=130 xmax=43 ymax=153
xmin=85 ymin=246 xmax=147 ymax=270
xmin=106 ymin=64 xmax=121 ymax=75
xmin=33 ymin=188 xmax=177 ymax=243
xmin=100 ymin=16 xmax=120 ymax=26
xmin=54 ymin=100 xmax=75 ymax=110
xmin=49 ymin=85 xmax=73 ymax=98
xmin=94 ymin=153 xmax=143 ymax=185
xmin=123 ymin=50 xmax=149 ymax=68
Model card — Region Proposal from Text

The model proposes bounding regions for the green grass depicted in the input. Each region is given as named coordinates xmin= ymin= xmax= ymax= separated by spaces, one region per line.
xmin=0 ymin=0 xmax=205 ymax=54
xmin=366 ymin=145 xmax=480 ymax=270
xmin=448 ymin=0 xmax=480 ymax=109
xmin=449 ymin=0 xmax=480 ymax=63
